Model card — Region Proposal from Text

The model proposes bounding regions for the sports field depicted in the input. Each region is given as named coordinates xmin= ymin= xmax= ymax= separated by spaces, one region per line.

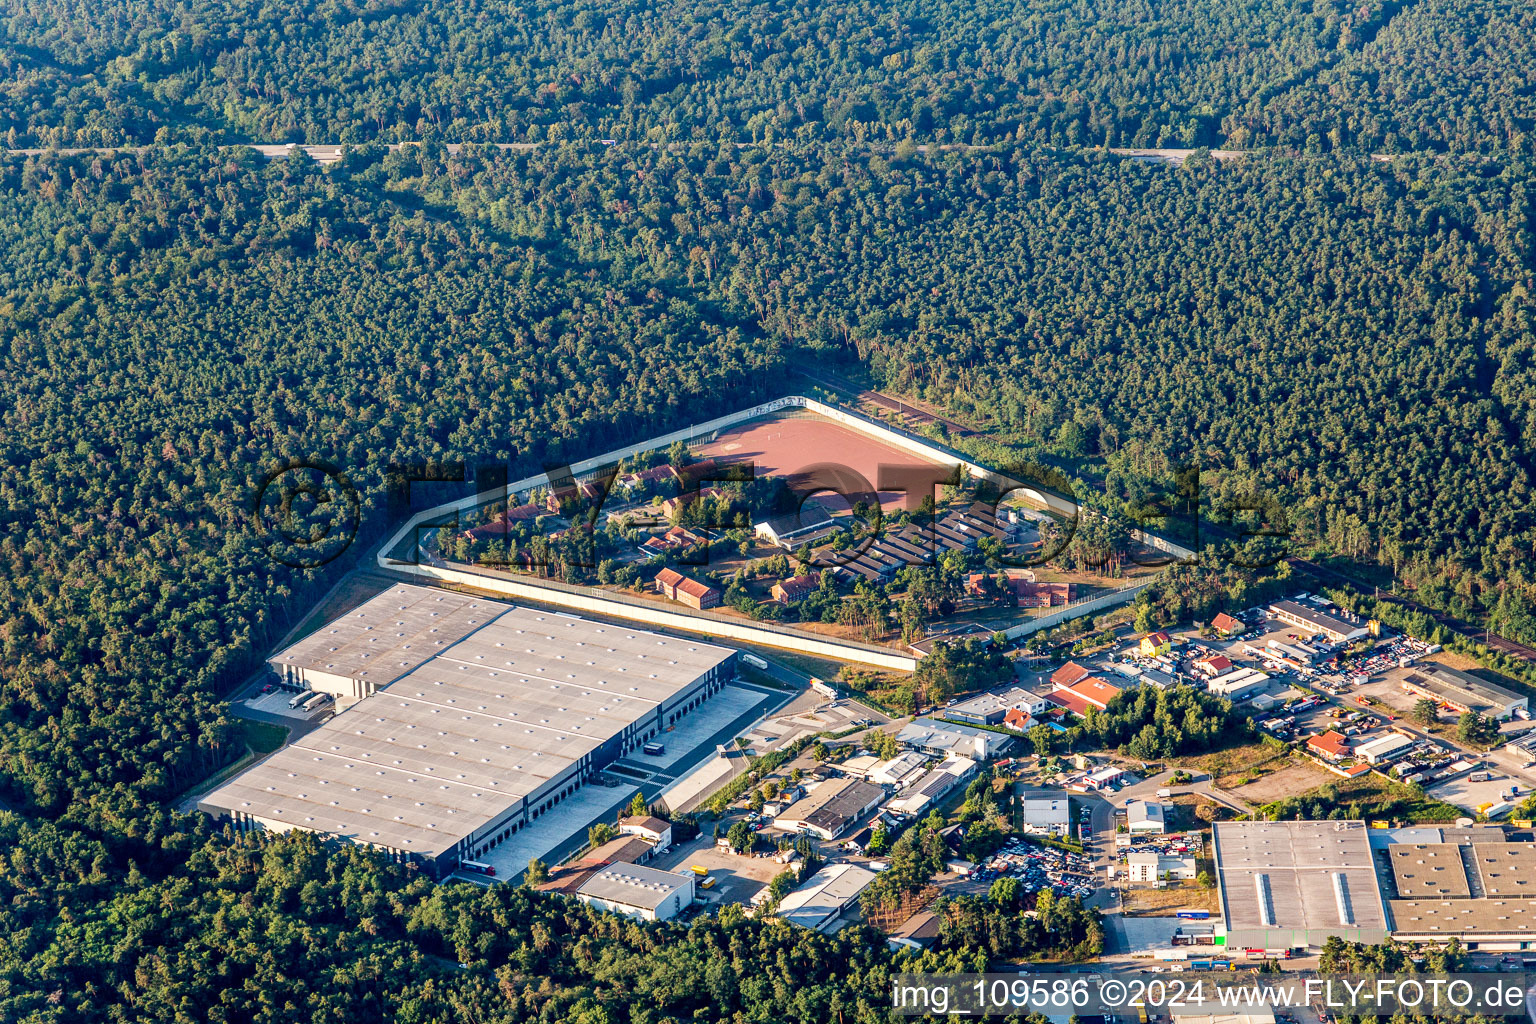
xmin=697 ymin=412 xmax=950 ymax=511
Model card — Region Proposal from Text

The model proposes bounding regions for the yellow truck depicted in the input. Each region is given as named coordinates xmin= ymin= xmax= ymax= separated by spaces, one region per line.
xmin=690 ymin=865 xmax=709 ymax=877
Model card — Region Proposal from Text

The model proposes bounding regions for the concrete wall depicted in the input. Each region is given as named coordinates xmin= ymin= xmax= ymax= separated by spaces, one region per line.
xmin=385 ymin=561 xmax=921 ymax=671
xmin=999 ymin=582 xmax=1153 ymax=640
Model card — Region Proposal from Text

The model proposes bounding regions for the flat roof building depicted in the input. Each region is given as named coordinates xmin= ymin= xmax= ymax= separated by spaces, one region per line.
xmin=899 ymin=718 xmax=1016 ymax=760
xmin=1127 ymin=851 xmax=1196 ymax=882
xmin=1212 ymin=820 xmax=1389 ymax=951
xmin=200 ymin=585 xmax=736 ymax=877
xmin=576 ymin=863 xmax=696 ymax=921
xmin=777 ymin=864 xmax=877 ymax=931
xmin=1267 ymin=600 xmax=1369 ymax=643
xmin=1220 ymin=823 xmax=1536 ymax=950
xmin=1019 ymin=789 xmax=1072 ymax=828
xmin=1127 ymin=800 xmax=1168 ymax=833
xmin=946 ymin=687 xmax=1048 ymax=725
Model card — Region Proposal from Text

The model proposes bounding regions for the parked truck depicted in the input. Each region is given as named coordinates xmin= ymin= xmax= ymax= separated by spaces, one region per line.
xmin=740 ymin=653 xmax=768 ymax=671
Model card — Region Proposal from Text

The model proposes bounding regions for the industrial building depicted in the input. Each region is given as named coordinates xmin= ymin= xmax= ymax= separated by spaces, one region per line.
xmin=946 ymin=687 xmax=1048 ymax=725
xmin=200 ymin=584 xmax=737 ymax=877
xmin=836 ymin=751 xmax=928 ymax=787
xmin=1266 ymin=600 xmax=1370 ymax=644
xmin=618 ymin=815 xmax=673 ymax=848
xmin=1212 ymin=820 xmax=1390 ymax=951
xmin=776 ymin=863 xmax=877 ymax=931
xmin=1205 ymin=668 xmax=1270 ymax=701
xmin=1127 ymin=800 xmax=1168 ymax=833
xmin=1355 ymin=732 xmax=1414 ymax=765
xmin=898 ymin=718 xmax=1016 ymax=760
xmin=1385 ymin=834 xmax=1536 ymax=948
xmin=1396 ymin=663 xmax=1529 ymax=721
xmin=1126 ymin=851 xmax=1196 ymax=882
xmin=575 ymin=863 xmax=696 ymax=921
xmin=1213 ymin=821 xmax=1536 ymax=951
xmin=1019 ymin=789 xmax=1072 ymax=828
xmin=885 ymin=757 xmax=977 ymax=816
xmin=774 ymin=778 xmax=885 ymax=840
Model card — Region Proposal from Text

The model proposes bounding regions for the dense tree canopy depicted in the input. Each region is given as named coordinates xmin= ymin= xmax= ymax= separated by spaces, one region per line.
xmin=2 ymin=0 xmax=1535 ymax=154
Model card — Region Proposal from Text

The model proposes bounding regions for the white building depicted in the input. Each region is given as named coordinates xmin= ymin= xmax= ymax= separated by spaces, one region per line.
xmin=1084 ymin=765 xmax=1126 ymax=790
xmin=1127 ymin=851 xmax=1198 ymax=882
xmin=1127 ymin=800 xmax=1168 ymax=834
xmin=1356 ymin=733 xmax=1414 ymax=765
xmin=777 ymin=864 xmax=877 ymax=931
xmin=898 ymin=718 xmax=1015 ymax=760
xmin=575 ymin=863 xmax=696 ymax=921
xmin=869 ymin=751 xmax=931 ymax=787
xmin=1206 ymin=668 xmax=1270 ymax=700
xmin=885 ymin=757 xmax=977 ymax=816
xmin=618 ymin=815 xmax=673 ymax=848
xmin=201 ymin=584 xmax=736 ymax=878
xmin=1018 ymin=789 xmax=1072 ymax=832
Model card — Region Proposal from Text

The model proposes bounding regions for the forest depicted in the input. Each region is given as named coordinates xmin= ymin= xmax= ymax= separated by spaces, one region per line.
xmin=3 ymin=0 xmax=1536 ymax=154
xmin=2 ymin=0 xmax=1535 ymax=1014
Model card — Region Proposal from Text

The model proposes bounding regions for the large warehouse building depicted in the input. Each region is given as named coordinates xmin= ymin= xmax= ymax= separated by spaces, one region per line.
xmin=1213 ymin=820 xmax=1536 ymax=952
xmin=200 ymin=585 xmax=736 ymax=877
xmin=1212 ymin=820 xmax=1390 ymax=951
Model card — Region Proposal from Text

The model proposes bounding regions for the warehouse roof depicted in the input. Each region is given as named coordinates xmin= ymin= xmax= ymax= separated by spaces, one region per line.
xmin=776 ymin=778 xmax=883 ymax=838
xmin=1213 ymin=820 xmax=1387 ymax=933
xmin=577 ymin=863 xmax=694 ymax=911
xmin=778 ymin=864 xmax=877 ymax=931
xmin=1400 ymin=663 xmax=1526 ymax=711
xmin=1128 ymin=801 xmax=1167 ymax=829
xmin=948 ymin=687 xmax=1040 ymax=720
xmin=1268 ymin=600 xmax=1365 ymax=640
xmin=1468 ymin=843 xmax=1536 ymax=896
xmin=1390 ymin=898 xmax=1536 ymax=936
xmin=1355 ymin=733 xmax=1414 ymax=759
xmin=1389 ymin=844 xmax=1472 ymax=898
xmin=270 ymin=585 xmax=503 ymax=685
xmin=203 ymin=587 xmax=734 ymax=858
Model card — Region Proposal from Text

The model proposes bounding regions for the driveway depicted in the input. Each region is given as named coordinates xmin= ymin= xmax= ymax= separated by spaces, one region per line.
xmin=1108 ymin=768 xmax=1252 ymax=818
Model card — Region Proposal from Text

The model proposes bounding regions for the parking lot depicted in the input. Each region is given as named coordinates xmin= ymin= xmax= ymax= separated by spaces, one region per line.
xmin=970 ymin=837 xmax=1096 ymax=901
xmin=649 ymin=833 xmax=785 ymax=906
xmin=1427 ymin=771 xmax=1524 ymax=814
